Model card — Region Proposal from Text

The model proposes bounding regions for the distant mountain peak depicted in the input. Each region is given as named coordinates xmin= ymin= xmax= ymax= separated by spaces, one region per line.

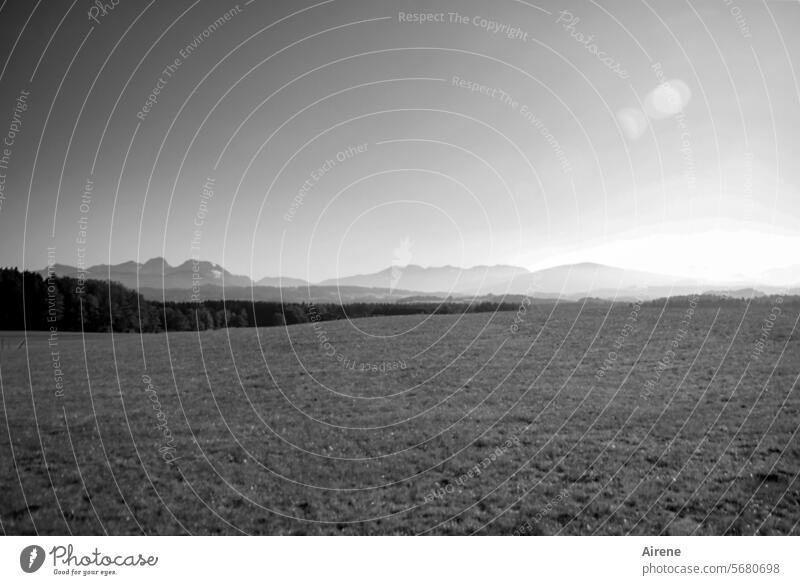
xmin=141 ymin=256 xmax=171 ymax=269
xmin=568 ymin=261 xmax=609 ymax=268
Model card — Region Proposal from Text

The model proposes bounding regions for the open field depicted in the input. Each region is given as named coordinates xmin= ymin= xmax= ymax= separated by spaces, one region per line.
xmin=1 ymin=300 xmax=798 ymax=535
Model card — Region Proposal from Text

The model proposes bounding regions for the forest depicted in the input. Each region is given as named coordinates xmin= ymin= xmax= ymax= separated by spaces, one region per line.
xmin=0 ymin=268 xmax=520 ymax=333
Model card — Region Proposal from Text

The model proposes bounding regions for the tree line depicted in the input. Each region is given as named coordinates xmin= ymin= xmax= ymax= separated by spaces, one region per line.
xmin=0 ymin=268 xmax=520 ymax=333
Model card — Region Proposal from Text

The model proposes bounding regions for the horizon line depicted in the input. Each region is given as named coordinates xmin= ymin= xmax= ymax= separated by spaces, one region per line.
xmin=18 ymin=257 xmax=800 ymax=288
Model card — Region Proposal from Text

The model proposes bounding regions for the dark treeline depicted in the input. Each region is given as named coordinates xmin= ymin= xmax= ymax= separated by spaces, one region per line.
xmin=0 ymin=268 xmax=520 ymax=333
xmin=643 ymin=293 xmax=800 ymax=308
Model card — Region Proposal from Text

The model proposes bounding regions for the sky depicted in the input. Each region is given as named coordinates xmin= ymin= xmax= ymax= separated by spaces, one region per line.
xmin=0 ymin=0 xmax=799 ymax=283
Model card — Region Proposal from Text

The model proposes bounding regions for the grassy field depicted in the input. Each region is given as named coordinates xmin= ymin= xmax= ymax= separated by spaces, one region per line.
xmin=1 ymin=300 xmax=798 ymax=535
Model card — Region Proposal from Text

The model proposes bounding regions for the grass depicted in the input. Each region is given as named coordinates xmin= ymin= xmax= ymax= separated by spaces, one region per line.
xmin=1 ymin=301 xmax=798 ymax=535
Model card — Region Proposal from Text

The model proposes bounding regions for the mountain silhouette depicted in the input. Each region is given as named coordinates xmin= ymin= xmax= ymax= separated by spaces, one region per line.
xmin=39 ymin=258 xmax=800 ymax=301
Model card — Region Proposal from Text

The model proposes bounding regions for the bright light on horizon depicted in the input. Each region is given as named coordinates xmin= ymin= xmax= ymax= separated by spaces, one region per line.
xmin=525 ymin=228 xmax=800 ymax=284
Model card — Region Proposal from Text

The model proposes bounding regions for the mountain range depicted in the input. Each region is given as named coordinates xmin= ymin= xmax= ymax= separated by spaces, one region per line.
xmin=39 ymin=258 xmax=800 ymax=303
xmin=42 ymin=257 xmax=252 ymax=289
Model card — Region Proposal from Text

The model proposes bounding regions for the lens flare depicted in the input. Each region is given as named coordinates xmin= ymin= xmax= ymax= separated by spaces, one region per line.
xmin=616 ymin=107 xmax=649 ymax=140
xmin=644 ymin=79 xmax=692 ymax=119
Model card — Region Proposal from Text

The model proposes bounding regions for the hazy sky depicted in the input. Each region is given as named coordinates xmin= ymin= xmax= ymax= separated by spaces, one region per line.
xmin=1 ymin=0 xmax=799 ymax=282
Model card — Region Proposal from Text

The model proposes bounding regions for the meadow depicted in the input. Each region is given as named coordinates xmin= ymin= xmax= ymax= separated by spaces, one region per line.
xmin=1 ymin=299 xmax=798 ymax=535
